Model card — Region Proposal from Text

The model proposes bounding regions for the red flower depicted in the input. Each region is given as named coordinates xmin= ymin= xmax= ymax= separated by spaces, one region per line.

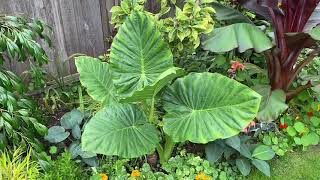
xmin=231 ymin=61 xmax=245 ymax=72
xmin=279 ymin=122 xmax=288 ymax=129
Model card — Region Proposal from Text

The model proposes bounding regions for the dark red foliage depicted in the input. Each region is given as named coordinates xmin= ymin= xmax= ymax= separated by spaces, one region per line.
xmin=238 ymin=0 xmax=320 ymax=101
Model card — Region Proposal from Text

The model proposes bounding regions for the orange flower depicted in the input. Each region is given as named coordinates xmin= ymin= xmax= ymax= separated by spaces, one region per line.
xmin=131 ymin=170 xmax=141 ymax=177
xmin=195 ymin=172 xmax=212 ymax=180
xmin=231 ymin=61 xmax=245 ymax=72
xmin=100 ymin=173 xmax=108 ymax=180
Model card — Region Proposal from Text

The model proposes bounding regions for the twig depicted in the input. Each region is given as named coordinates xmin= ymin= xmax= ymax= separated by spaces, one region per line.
xmin=286 ymin=81 xmax=313 ymax=101
xmin=288 ymin=47 xmax=320 ymax=88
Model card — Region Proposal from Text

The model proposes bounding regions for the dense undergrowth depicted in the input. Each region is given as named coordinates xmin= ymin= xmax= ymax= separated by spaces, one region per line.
xmin=1 ymin=0 xmax=320 ymax=179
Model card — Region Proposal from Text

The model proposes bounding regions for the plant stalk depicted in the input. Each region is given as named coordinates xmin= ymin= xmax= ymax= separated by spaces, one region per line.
xmin=157 ymin=135 xmax=175 ymax=164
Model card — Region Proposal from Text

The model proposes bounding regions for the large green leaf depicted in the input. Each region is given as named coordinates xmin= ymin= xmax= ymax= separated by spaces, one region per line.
xmin=252 ymin=145 xmax=275 ymax=160
xmin=253 ymin=85 xmax=288 ymax=122
xmin=162 ymin=72 xmax=261 ymax=143
xmin=202 ymin=23 xmax=273 ymax=53
xmin=211 ymin=2 xmax=253 ymax=24
xmin=75 ymin=56 xmax=116 ymax=104
xmin=110 ymin=12 xmax=174 ymax=101
xmin=81 ymin=104 xmax=160 ymax=158
xmin=120 ymin=67 xmax=184 ymax=103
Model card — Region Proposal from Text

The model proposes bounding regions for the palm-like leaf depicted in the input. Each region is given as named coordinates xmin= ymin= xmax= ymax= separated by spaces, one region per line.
xmin=162 ymin=73 xmax=261 ymax=143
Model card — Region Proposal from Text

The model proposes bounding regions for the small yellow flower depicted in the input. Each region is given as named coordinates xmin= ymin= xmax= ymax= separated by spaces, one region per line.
xmin=277 ymin=2 xmax=283 ymax=8
xmin=100 ymin=173 xmax=108 ymax=180
xmin=195 ymin=172 xmax=212 ymax=180
xmin=131 ymin=170 xmax=141 ymax=177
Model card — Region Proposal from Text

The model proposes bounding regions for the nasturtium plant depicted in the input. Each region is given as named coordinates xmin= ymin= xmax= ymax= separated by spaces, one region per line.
xmin=78 ymin=11 xmax=261 ymax=164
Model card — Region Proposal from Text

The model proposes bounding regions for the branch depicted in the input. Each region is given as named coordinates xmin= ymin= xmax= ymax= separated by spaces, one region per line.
xmin=288 ymin=47 xmax=320 ymax=88
xmin=286 ymin=81 xmax=312 ymax=102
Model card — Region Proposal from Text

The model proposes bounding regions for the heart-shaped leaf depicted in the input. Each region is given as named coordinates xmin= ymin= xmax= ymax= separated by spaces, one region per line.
xmin=110 ymin=12 xmax=174 ymax=101
xmin=82 ymin=104 xmax=160 ymax=158
xmin=202 ymin=23 xmax=273 ymax=53
xmin=163 ymin=72 xmax=261 ymax=143
xmin=76 ymin=56 xmax=116 ymax=104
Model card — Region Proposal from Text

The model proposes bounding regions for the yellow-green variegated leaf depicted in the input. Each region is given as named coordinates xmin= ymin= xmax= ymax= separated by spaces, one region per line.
xmin=75 ymin=56 xmax=116 ymax=104
xmin=82 ymin=104 xmax=160 ymax=158
xmin=163 ymin=72 xmax=261 ymax=143
xmin=110 ymin=12 xmax=174 ymax=102
xmin=202 ymin=23 xmax=273 ymax=53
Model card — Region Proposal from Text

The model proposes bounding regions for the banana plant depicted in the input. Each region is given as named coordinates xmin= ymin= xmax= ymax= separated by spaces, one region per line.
xmin=76 ymin=12 xmax=261 ymax=164
xmin=203 ymin=0 xmax=320 ymax=101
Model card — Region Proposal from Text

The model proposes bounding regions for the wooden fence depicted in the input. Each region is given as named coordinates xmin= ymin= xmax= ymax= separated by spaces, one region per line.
xmin=0 ymin=0 xmax=160 ymax=77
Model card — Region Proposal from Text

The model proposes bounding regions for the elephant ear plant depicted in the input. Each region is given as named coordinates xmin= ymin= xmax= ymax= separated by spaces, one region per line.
xmin=203 ymin=0 xmax=320 ymax=102
xmin=75 ymin=12 xmax=261 ymax=164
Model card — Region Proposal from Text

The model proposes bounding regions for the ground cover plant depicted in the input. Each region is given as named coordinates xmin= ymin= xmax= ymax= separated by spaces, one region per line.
xmin=1 ymin=0 xmax=320 ymax=179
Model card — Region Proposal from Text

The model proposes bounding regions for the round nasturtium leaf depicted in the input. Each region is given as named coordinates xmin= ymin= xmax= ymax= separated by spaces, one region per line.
xmin=110 ymin=12 xmax=174 ymax=101
xmin=82 ymin=104 xmax=160 ymax=158
xmin=162 ymin=72 xmax=261 ymax=143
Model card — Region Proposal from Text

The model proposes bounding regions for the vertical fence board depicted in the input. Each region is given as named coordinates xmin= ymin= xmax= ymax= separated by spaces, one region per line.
xmin=0 ymin=0 xmax=158 ymax=77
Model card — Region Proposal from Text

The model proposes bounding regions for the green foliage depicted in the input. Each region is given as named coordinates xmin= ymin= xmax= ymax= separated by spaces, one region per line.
xmin=93 ymin=151 xmax=243 ymax=180
xmin=110 ymin=0 xmax=216 ymax=54
xmin=161 ymin=1 xmax=215 ymax=52
xmin=44 ymin=109 xmax=98 ymax=166
xmin=162 ymin=151 xmax=242 ymax=180
xmin=82 ymin=104 xmax=160 ymax=158
xmin=253 ymin=85 xmax=288 ymax=122
xmin=259 ymin=132 xmax=291 ymax=156
xmin=0 ymin=148 xmax=40 ymax=180
xmin=41 ymin=152 xmax=88 ymax=180
xmin=78 ymin=11 xmax=261 ymax=164
xmin=202 ymin=23 xmax=273 ymax=53
xmin=0 ymin=15 xmax=52 ymax=90
xmin=205 ymin=136 xmax=274 ymax=177
xmin=0 ymin=15 xmax=51 ymax=65
xmin=0 ymin=68 xmax=47 ymax=151
xmin=162 ymin=72 xmax=261 ymax=143
xmin=75 ymin=56 xmax=116 ymax=105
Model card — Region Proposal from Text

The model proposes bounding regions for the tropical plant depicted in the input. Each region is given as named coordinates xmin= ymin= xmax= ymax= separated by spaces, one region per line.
xmin=205 ymin=135 xmax=275 ymax=177
xmin=76 ymin=11 xmax=261 ymax=164
xmin=203 ymin=0 xmax=320 ymax=102
xmin=0 ymin=148 xmax=41 ymax=180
